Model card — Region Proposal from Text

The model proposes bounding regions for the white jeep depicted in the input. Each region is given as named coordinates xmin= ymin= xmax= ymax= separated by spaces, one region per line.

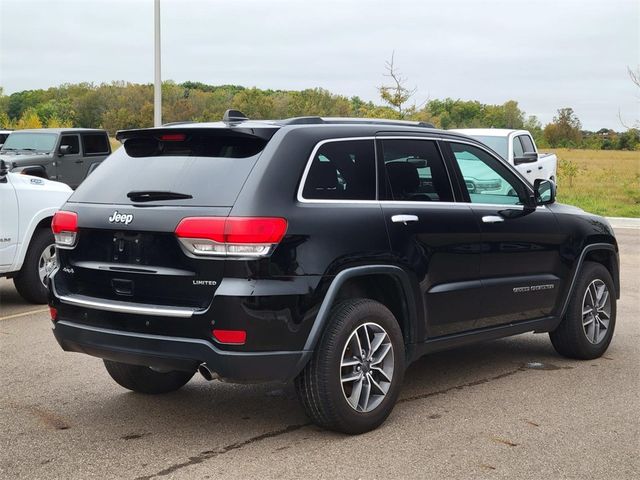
xmin=0 ymin=161 xmax=72 ymax=303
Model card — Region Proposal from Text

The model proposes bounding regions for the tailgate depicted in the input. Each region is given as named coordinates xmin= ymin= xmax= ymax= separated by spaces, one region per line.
xmin=54 ymin=203 xmax=231 ymax=310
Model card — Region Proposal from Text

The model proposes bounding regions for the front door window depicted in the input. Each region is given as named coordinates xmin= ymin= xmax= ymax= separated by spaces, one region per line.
xmin=449 ymin=142 xmax=527 ymax=205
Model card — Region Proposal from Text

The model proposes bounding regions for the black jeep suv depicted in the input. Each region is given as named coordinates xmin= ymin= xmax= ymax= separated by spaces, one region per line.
xmin=50 ymin=112 xmax=620 ymax=434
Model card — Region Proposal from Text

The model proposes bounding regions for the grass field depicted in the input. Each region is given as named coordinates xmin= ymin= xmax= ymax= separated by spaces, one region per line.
xmin=550 ymin=148 xmax=640 ymax=218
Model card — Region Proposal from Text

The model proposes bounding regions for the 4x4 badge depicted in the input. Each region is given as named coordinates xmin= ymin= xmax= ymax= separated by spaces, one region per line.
xmin=108 ymin=211 xmax=133 ymax=225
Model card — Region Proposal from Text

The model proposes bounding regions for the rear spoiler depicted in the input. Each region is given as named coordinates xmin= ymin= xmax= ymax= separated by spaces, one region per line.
xmin=115 ymin=126 xmax=279 ymax=142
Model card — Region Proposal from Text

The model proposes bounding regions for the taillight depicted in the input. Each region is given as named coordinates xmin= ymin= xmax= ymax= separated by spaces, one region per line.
xmin=175 ymin=217 xmax=287 ymax=258
xmin=51 ymin=211 xmax=78 ymax=248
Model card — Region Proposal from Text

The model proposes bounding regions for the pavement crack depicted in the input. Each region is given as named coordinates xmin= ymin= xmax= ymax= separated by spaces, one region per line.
xmin=398 ymin=366 xmax=526 ymax=404
xmin=492 ymin=436 xmax=519 ymax=447
xmin=135 ymin=422 xmax=310 ymax=480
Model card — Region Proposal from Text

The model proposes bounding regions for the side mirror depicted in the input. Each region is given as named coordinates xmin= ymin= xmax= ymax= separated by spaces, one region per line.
xmin=58 ymin=145 xmax=71 ymax=156
xmin=514 ymin=151 xmax=538 ymax=165
xmin=533 ymin=178 xmax=556 ymax=205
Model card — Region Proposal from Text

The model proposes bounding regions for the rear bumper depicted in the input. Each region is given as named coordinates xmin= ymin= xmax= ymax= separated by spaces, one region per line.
xmin=52 ymin=320 xmax=307 ymax=383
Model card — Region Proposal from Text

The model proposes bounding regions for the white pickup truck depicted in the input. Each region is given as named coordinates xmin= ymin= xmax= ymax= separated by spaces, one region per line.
xmin=451 ymin=129 xmax=557 ymax=186
xmin=0 ymin=161 xmax=72 ymax=303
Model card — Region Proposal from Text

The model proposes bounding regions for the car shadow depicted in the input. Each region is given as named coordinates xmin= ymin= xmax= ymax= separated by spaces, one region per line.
xmin=79 ymin=332 xmax=566 ymax=443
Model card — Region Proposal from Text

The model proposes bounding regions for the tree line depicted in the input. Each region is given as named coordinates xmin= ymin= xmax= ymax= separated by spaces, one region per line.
xmin=0 ymin=81 xmax=637 ymax=150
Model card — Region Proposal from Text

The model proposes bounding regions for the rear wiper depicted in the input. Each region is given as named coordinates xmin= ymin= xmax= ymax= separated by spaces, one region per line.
xmin=127 ymin=190 xmax=193 ymax=202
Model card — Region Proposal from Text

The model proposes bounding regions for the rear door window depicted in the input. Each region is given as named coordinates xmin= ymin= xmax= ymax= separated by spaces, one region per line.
xmin=70 ymin=131 xmax=272 ymax=207
xmin=520 ymin=135 xmax=536 ymax=153
xmin=301 ymin=139 xmax=376 ymax=200
xmin=513 ymin=136 xmax=525 ymax=158
xmin=381 ymin=139 xmax=454 ymax=202
xmin=82 ymin=134 xmax=110 ymax=155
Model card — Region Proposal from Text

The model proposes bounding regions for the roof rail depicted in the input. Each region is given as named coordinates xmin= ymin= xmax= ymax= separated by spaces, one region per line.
xmin=282 ymin=116 xmax=434 ymax=128
xmin=282 ymin=116 xmax=324 ymax=125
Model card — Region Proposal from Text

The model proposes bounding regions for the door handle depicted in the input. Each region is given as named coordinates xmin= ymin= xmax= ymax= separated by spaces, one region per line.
xmin=391 ymin=214 xmax=419 ymax=225
xmin=538 ymin=165 xmax=543 ymax=170
xmin=75 ymin=159 xmax=84 ymax=164
xmin=482 ymin=215 xmax=504 ymax=224
xmin=526 ymin=169 xmax=532 ymax=173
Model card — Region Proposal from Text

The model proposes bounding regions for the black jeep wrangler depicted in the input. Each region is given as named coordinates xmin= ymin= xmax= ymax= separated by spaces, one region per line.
xmin=50 ymin=112 xmax=619 ymax=434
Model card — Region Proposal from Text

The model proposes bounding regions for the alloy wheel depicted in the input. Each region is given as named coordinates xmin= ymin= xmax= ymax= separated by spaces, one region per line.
xmin=38 ymin=244 xmax=57 ymax=287
xmin=581 ymin=279 xmax=611 ymax=344
xmin=340 ymin=322 xmax=394 ymax=413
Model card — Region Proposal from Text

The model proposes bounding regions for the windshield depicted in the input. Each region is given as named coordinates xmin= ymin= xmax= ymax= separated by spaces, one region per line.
xmin=468 ymin=136 xmax=508 ymax=160
xmin=1 ymin=132 xmax=58 ymax=152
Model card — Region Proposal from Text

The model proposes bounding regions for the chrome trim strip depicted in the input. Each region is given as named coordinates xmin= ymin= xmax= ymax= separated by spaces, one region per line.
xmin=58 ymin=294 xmax=197 ymax=318
xmin=296 ymin=136 xmax=376 ymax=204
xmin=296 ymin=134 xmax=540 ymax=207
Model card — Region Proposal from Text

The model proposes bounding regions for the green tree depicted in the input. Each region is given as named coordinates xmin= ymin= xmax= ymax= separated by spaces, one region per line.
xmin=0 ymin=111 xmax=12 ymax=129
xmin=16 ymin=108 xmax=43 ymax=129
xmin=502 ymin=100 xmax=525 ymax=129
xmin=46 ymin=115 xmax=72 ymax=128
xmin=543 ymin=108 xmax=583 ymax=147
xmin=232 ymin=87 xmax=275 ymax=119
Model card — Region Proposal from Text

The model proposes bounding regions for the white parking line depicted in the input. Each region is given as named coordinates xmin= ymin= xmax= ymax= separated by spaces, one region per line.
xmin=0 ymin=308 xmax=48 ymax=321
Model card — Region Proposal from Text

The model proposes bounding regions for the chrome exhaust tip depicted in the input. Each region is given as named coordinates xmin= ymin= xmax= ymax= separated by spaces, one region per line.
xmin=198 ymin=363 xmax=218 ymax=381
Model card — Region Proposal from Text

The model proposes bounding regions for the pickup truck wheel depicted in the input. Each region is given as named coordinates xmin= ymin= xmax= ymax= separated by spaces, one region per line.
xmin=294 ymin=298 xmax=405 ymax=434
xmin=103 ymin=360 xmax=195 ymax=394
xmin=549 ymin=261 xmax=616 ymax=359
xmin=13 ymin=228 xmax=56 ymax=304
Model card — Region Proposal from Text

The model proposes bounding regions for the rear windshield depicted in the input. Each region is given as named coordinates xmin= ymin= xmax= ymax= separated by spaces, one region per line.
xmin=70 ymin=132 xmax=269 ymax=207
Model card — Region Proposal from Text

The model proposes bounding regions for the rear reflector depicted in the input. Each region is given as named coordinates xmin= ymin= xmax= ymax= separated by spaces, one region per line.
xmin=175 ymin=217 xmax=287 ymax=257
xmin=212 ymin=329 xmax=246 ymax=345
xmin=49 ymin=306 xmax=58 ymax=322
xmin=51 ymin=211 xmax=78 ymax=248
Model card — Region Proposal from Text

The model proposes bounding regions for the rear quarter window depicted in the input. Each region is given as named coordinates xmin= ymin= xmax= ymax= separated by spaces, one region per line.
xmin=301 ymin=139 xmax=376 ymax=200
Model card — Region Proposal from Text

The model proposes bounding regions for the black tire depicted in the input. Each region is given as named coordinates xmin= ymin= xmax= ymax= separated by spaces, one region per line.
xmin=103 ymin=360 xmax=195 ymax=394
xmin=550 ymin=261 xmax=616 ymax=360
xmin=13 ymin=228 xmax=56 ymax=304
xmin=295 ymin=298 xmax=405 ymax=434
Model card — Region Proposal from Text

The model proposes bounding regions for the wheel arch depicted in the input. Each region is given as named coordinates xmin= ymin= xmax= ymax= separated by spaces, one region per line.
xmin=11 ymin=212 xmax=55 ymax=273
xmin=560 ymin=242 xmax=620 ymax=319
xmin=294 ymin=265 xmax=418 ymax=376
xmin=11 ymin=165 xmax=48 ymax=179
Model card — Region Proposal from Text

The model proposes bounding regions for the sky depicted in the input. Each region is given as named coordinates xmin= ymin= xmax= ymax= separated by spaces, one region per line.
xmin=0 ymin=0 xmax=638 ymax=130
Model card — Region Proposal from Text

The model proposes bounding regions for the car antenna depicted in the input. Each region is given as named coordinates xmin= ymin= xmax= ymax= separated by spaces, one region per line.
xmin=222 ymin=109 xmax=249 ymax=125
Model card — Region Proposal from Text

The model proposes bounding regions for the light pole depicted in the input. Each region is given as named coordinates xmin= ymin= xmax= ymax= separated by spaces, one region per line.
xmin=154 ymin=0 xmax=162 ymax=127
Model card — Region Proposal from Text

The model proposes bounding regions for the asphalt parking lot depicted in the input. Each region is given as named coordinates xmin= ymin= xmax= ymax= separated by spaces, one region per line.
xmin=1 ymin=227 xmax=638 ymax=480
